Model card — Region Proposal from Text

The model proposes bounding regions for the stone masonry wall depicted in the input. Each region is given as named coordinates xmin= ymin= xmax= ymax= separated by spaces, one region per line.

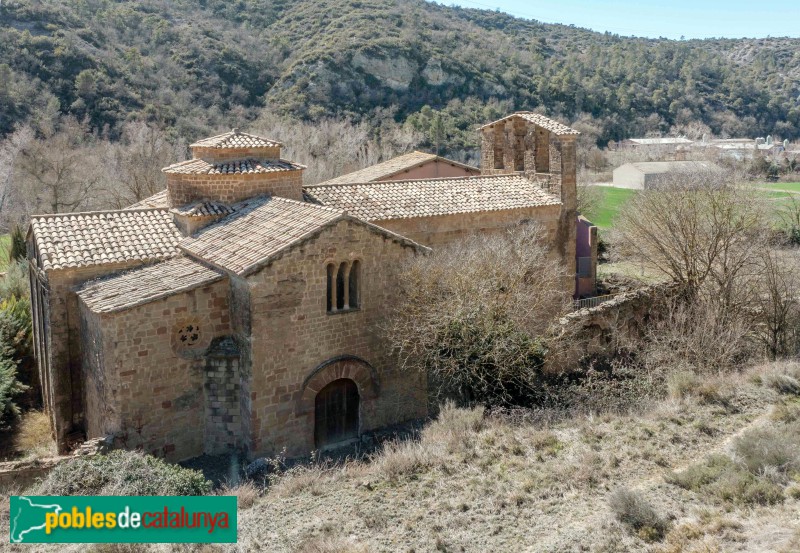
xmin=79 ymin=279 xmax=231 ymax=461
xmin=243 ymin=219 xmax=427 ymax=458
xmin=203 ymin=337 xmax=242 ymax=455
xmin=32 ymin=260 xmax=157 ymax=454
xmin=374 ymin=205 xmax=562 ymax=250
xmin=166 ymin=170 xmax=303 ymax=207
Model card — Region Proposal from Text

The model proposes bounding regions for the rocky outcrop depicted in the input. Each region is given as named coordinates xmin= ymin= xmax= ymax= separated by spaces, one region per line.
xmin=422 ymin=60 xmax=465 ymax=87
xmin=351 ymin=52 xmax=418 ymax=90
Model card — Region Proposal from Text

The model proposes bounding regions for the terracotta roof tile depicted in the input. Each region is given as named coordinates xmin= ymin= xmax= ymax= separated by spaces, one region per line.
xmin=318 ymin=151 xmax=477 ymax=186
xmin=304 ymin=174 xmax=561 ymax=222
xmin=30 ymin=209 xmax=183 ymax=271
xmin=479 ymin=112 xmax=580 ymax=136
xmin=179 ymin=196 xmax=423 ymax=275
xmin=179 ymin=196 xmax=344 ymax=275
xmin=77 ymin=256 xmax=225 ymax=313
xmin=170 ymin=201 xmax=236 ymax=218
xmin=190 ymin=130 xmax=282 ymax=149
xmin=126 ymin=189 xmax=169 ymax=209
xmin=163 ymin=158 xmax=304 ymax=175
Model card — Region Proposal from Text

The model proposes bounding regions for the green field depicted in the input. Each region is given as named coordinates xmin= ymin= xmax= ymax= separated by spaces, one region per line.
xmin=589 ymin=187 xmax=638 ymax=229
xmin=590 ymin=185 xmax=796 ymax=230
xmin=755 ymin=182 xmax=800 ymax=193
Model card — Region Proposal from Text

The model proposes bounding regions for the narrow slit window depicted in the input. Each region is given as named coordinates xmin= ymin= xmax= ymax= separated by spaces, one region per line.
xmin=348 ymin=260 xmax=360 ymax=309
xmin=326 ymin=263 xmax=335 ymax=312
xmin=336 ymin=262 xmax=347 ymax=310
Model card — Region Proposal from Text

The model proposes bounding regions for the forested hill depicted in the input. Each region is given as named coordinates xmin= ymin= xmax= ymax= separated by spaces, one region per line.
xmin=1 ymin=0 xmax=799 ymax=147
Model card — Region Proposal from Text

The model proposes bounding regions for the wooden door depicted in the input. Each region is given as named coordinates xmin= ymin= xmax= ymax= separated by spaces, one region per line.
xmin=314 ymin=379 xmax=359 ymax=448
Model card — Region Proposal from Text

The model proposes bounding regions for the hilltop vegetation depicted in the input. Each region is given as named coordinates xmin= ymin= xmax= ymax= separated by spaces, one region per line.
xmin=1 ymin=0 xmax=799 ymax=153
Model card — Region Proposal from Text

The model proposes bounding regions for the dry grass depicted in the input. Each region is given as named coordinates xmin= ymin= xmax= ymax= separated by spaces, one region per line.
xmin=216 ymin=480 xmax=260 ymax=510
xmin=11 ymin=410 xmax=56 ymax=460
xmin=11 ymin=364 xmax=800 ymax=553
xmin=226 ymin=363 xmax=800 ymax=552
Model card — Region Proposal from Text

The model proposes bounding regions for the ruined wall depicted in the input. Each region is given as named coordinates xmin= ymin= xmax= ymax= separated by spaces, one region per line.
xmin=79 ymin=279 xmax=231 ymax=461
xmin=552 ymin=283 xmax=682 ymax=371
xmin=245 ymin=219 xmax=427 ymax=457
xmin=373 ymin=205 xmax=562 ymax=250
xmin=166 ymin=170 xmax=303 ymax=207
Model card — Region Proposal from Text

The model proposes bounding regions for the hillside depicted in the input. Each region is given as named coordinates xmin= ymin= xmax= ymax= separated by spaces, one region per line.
xmin=1 ymin=0 xmax=799 ymax=151
xmin=7 ymin=361 xmax=799 ymax=552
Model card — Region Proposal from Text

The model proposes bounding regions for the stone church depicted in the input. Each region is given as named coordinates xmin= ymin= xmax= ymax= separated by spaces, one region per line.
xmin=27 ymin=112 xmax=594 ymax=461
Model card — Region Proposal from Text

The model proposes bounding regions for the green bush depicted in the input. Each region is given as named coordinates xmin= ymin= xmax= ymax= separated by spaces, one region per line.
xmin=8 ymin=226 xmax=26 ymax=263
xmin=668 ymin=452 xmax=787 ymax=506
xmin=0 ymin=261 xmax=30 ymax=301
xmin=0 ymin=296 xmax=32 ymax=427
xmin=30 ymin=450 xmax=212 ymax=496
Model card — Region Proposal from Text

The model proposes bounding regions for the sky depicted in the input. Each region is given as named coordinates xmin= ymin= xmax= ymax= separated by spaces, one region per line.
xmin=432 ymin=0 xmax=800 ymax=40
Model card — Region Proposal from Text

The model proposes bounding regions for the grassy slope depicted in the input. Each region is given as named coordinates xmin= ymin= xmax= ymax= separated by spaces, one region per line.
xmin=593 ymin=186 xmax=795 ymax=231
xmin=235 ymin=364 xmax=800 ymax=553
xmin=8 ymin=364 xmax=800 ymax=552
xmin=592 ymin=187 xmax=638 ymax=229
xmin=757 ymin=182 xmax=800 ymax=193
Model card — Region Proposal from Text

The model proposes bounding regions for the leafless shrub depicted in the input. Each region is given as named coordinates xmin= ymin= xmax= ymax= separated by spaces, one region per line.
xmin=642 ymin=296 xmax=754 ymax=374
xmin=386 ymin=224 xmax=570 ymax=406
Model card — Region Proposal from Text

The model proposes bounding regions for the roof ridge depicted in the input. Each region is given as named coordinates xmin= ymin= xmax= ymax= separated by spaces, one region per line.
xmin=270 ymin=195 xmax=344 ymax=213
xmin=30 ymin=207 xmax=170 ymax=220
xmin=306 ymin=173 xmax=526 ymax=188
xmin=189 ymin=129 xmax=284 ymax=148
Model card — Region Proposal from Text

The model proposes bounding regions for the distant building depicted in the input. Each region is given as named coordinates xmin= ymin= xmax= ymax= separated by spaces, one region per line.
xmin=619 ymin=137 xmax=694 ymax=148
xmin=696 ymin=137 xmax=786 ymax=160
xmin=612 ymin=161 xmax=721 ymax=189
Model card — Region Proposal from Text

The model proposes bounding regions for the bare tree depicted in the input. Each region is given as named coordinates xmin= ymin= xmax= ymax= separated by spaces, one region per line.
xmin=105 ymin=122 xmax=177 ymax=208
xmin=15 ymin=118 xmax=100 ymax=214
xmin=753 ymin=249 xmax=800 ymax=359
xmin=0 ymin=126 xmax=34 ymax=228
xmin=615 ymin=169 xmax=768 ymax=313
xmin=253 ymin=112 xmax=422 ymax=184
xmin=386 ymin=225 xmax=570 ymax=406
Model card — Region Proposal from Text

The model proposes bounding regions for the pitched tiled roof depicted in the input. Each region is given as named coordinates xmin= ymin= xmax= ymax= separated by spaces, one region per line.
xmin=317 ymin=151 xmax=478 ymax=186
xmin=77 ymin=256 xmax=225 ymax=314
xmin=179 ymin=196 xmax=421 ymax=275
xmin=190 ymin=130 xmax=282 ymax=149
xmin=30 ymin=209 xmax=182 ymax=271
xmin=170 ymin=201 xmax=236 ymax=218
xmin=126 ymin=189 xmax=169 ymax=209
xmin=304 ymin=174 xmax=561 ymax=222
xmin=163 ymin=158 xmax=304 ymax=175
xmin=479 ymin=112 xmax=580 ymax=136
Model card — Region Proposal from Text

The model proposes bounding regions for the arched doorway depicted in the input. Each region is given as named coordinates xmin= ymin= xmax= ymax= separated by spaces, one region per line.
xmin=314 ymin=379 xmax=359 ymax=448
